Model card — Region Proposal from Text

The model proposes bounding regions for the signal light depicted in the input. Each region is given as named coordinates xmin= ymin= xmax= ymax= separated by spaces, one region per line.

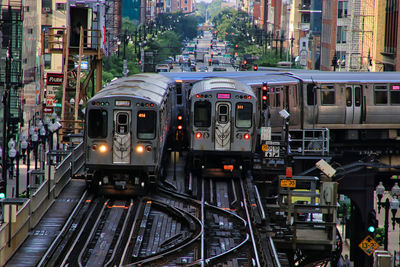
xmin=195 ymin=132 xmax=202 ymax=139
xmin=243 ymin=60 xmax=247 ymax=65
xmin=235 ymin=44 xmax=238 ymax=48
xmin=262 ymin=95 xmax=268 ymax=101
xmin=178 ymin=115 xmax=183 ymax=121
xmin=178 ymin=125 xmax=183 ymax=130
xmin=244 ymin=133 xmax=250 ymax=140
xmin=253 ymin=64 xmax=258 ymax=71
xmin=146 ymin=146 xmax=152 ymax=152
xmin=367 ymin=210 xmax=378 ymax=234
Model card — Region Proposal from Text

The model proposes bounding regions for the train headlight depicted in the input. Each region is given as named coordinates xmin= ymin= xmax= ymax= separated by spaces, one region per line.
xmin=195 ymin=132 xmax=202 ymax=139
xmin=236 ymin=133 xmax=242 ymax=140
xmin=99 ymin=144 xmax=108 ymax=153
xmin=136 ymin=145 xmax=144 ymax=153
xmin=244 ymin=133 xmax=250 ymax=140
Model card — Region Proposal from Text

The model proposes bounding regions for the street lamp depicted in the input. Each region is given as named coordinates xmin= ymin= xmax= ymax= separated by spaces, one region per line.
xmin=376 ymin=182 xmax=400 ymax=251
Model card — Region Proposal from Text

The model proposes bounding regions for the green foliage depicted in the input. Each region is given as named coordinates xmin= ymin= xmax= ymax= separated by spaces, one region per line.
xmin=207 ymin=0 xmax=224 ymax=21
xmin=255 ymin=52 xmax=286 ymax=67
xmin=374 ymin=227 xmax=384 ymax=246
xmin=156 ymin=12 xmax=198 ymax=41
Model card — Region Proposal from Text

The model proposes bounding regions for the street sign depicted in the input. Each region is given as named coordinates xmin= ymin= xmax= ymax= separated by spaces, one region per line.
xmin=280 ymin=179 xmax=296 ymax=188
xmin=359 ymin=235 xmax=380 ymax=256
xmin=262 ymin=144 xmax=269 ymax=152
xmin=43 ymin=106 xmax=53 ymax=113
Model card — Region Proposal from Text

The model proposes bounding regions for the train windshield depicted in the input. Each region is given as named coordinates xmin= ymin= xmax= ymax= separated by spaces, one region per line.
xmin=236 ymin=103 xmax=252 ymax=128
xmin=137 ymin=110 xmax=156 ymax=139
xmin=194 ymin=101 xmax=211 ymax=127
xmin=88 ymin=110 xmax=108 ymax=138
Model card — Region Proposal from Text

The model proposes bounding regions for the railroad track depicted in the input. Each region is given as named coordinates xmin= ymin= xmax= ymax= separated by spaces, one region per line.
xmin=37 ymin=169 xmax=280 ymax=266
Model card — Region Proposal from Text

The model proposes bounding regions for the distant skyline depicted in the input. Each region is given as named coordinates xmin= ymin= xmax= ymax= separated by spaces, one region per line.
xmin=197 ymin=0 xmax=212 ymax=3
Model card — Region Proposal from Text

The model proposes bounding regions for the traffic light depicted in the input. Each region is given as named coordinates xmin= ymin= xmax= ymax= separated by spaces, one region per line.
xmin=211 ymin=52 xmax=213 ymax=58
xmin=367 ymin=210 xmax=378 ymax=234
xmin=208 ymin=58 xmax=212 ymax=66
xmin=0 ymin=179 xmax=5 ymax=199
xmin=262 ymin=83 xmax=268 ymax=109
xmin=177 ymin=114 xmax=184 ymax=141
xmin=253 ymin=64 xmax=258 ymax=71
xmin=235 ymin=44 xmax=238 ymax=48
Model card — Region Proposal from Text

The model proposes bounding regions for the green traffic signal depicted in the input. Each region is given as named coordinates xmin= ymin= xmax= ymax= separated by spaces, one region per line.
xmin=368 ymin=225 xmax=376 ymax=233
xmin=0 ymin=192 xmax=5 ymax=199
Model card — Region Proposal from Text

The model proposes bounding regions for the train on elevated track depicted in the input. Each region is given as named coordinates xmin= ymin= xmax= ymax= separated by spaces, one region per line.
xmin=83 ymin=71 xmax=400 ymax=194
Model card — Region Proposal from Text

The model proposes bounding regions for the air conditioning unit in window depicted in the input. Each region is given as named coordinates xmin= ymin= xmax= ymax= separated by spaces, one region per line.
xmin=42 ymin=7 xmax=52 ymax=13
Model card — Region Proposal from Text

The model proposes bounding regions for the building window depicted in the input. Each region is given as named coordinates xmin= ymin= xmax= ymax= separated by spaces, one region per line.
xmin=184 ymin=0 xmax=187 ymax=4
xmin=335 ymin=51 xmax=346 ymax=67
xmin=338 ymin=1 xmax=348 ymax=18
xmin=56 ymin=3 xmax=66 ymax=11
xmin=28 ymin=28 xmax=33 ymax=34
xmin=301 ymin=13 xmax=310 ymax=23
xmin=337 ymin=26 xmax=347 ymax=43
xmin=184 ymin=7 xmax=188 ymax=11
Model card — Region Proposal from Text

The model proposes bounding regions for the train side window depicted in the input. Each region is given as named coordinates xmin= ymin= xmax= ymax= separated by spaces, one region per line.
xmin=345 ymin=87 xmax=352 ymax=106
xmin=390 ymin=85 xmax=400 ymax=105
xmin=236 ymin=103 xmax=252 ymax=128
xmin=374 ymin=85 xmax=388 ymax=105
xmin=275 ymin=90 xmax=280 ymax=107
xmin=194 ymin=101 xmax=211 ymax=127
xmin=307 ymin=84 xmax=315 ymax=105
xmin=354 ymin=86 xmax=361 ymax=106
xmin=137 ymin=110 xmax=156 ymax=139
xmin=88 ymin=110 xmax=107 ymax=138
xmin=320 ymin=85 xmax=335 ymax=105
xmin=176 ymin=83 xmax=182 ymax=94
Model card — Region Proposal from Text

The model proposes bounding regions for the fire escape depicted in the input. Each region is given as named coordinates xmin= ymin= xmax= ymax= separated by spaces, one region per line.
xmin=0 ymin=0 xmax=23 ymax=155
xmin=43 ymin=25 xmax=103 ymax=140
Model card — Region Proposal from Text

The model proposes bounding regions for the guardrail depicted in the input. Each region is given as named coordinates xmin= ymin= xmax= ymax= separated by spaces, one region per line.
xmin=0 ymin=142 xmax=84 ymax=266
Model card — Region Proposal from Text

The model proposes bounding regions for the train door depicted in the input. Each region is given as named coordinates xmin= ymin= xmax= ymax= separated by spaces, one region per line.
xmin=215 ymin=102 xmax=231 ymax=151
xmin=345 ymin=85 xmax=363 ymax=124
xmin=113 ymin=111 xmax=131 ymax=164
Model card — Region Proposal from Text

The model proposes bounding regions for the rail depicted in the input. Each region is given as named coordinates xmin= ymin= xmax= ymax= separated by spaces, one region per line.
xmin=289 ymin=128 xmax=329 ymax=156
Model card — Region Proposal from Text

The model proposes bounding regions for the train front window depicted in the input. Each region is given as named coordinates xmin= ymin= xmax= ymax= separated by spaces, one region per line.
xmin=116 ymin=113 xmax=129 ymax=134
xmin=88 ymin=110 xmax=107 ymax=138
xmin=137 ymin=110 xmax=156 ymax=139
xmin=236 ymin=103 xmax=252 ymax=128
xmin=194 ymin=101 xmax=211 ymax=127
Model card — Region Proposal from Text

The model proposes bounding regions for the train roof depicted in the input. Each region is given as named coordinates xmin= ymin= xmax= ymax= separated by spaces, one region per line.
xmin=190 ymin=77 xmax=255 ymax=97
xmin=291 ymin=71 xmax=400 ymax=83
xmin=232 ymin=73 xmax=299 ymax=86
xmin=159 ymin=71 xmax=285 ymax=83
xmin=91 ymin=74 xmax=171 ymax=105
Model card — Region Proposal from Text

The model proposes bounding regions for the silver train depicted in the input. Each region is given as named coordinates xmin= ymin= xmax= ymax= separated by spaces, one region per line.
xmin=187 ymin=77 xmax=257 ymax=171
xmin=84 ymin=73 xmax=175 ymax=195
xmin=235 ymin=71 xmax=400 ymax=141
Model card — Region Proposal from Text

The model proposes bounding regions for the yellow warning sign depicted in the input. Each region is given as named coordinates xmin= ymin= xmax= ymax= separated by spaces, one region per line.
xmin=359 ymin=235 xmax=380 ymax=256
xmin=262 ymin=144 xmax=269 ymax=152
xmin=280 ymin=179 xmax=296 ymax=188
